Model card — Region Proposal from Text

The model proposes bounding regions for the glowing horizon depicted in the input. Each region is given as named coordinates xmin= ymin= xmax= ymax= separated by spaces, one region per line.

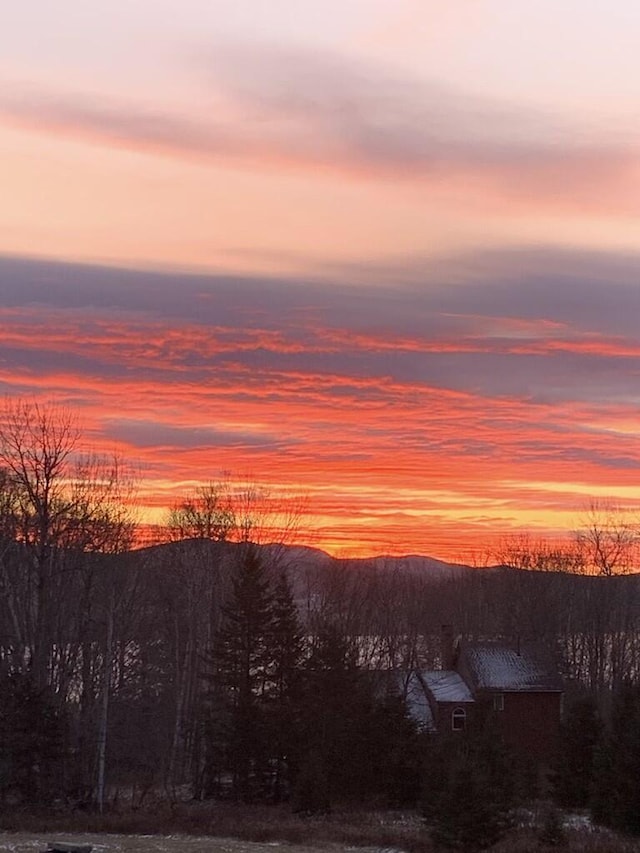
xmin=3 ymin=252 xmax=640 ymax=563
xmin=3 ymin=2 xmax=640 ymax=562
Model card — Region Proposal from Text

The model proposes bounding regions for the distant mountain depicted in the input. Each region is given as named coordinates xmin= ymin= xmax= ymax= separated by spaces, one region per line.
xmin=234 ymin=540 xmax=473 ymax=578
xmin=338 ymin=553 xmax=472 ymax=576
xmin=123 ymin=538 xmax=473 ymax=619
xmin=134 ymin=538 xmax=472 ymax=578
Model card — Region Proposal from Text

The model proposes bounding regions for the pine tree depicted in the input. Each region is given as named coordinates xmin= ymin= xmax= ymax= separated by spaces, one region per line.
xmin=270 ymin=572 xmax=305 ymax=703
xmin=267 ymin=571 xmax=306 ymax=801
xmin=208 ymin=546 xmax=275 ymax=801
xmin=0 ymin=673 xmax=66 ymax=804
xmin=422 ymin=722 xmax=515 ymax=851
xmin=369 ymin=691 xmax=421 ymax=807
xmin=295 ymin=621 xmax=401 ymax=807
xmin=294 ymin=622 xmax=359 ymax=809
xmin=591 ymin=683 xmax=640 ymax=835
xmin=554 ymin=695 xmax=601 ymax=809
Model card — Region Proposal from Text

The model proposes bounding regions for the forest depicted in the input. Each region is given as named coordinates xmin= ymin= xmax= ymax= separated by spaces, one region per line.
xmin=0 ymin=400 xmax=639 ymax=847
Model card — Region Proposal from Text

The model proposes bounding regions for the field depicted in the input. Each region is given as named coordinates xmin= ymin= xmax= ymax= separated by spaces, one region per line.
xmin=0 ymin=804 xmax=638 ymax=853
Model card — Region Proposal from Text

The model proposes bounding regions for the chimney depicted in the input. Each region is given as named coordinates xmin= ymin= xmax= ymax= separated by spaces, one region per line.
xmin=441 ymin=624 xmax=455 ymax=670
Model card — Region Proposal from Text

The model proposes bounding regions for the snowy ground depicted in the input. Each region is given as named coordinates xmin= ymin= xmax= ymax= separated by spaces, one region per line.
xmin=0 ymin=834 xmax=383 ymax=853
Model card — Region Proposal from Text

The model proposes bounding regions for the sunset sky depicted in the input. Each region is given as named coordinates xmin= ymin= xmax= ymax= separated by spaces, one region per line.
xmin=2 ymin=1 xmax=640 ymax=560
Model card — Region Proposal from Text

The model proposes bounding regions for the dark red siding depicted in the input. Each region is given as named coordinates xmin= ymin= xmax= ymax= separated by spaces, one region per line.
xmin=488 ymin=690 xmax=561 ymax=764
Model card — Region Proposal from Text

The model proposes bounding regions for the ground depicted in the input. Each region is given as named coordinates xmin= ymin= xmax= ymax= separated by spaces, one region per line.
xmin=0 ymin=835 xmax=394 ymax=853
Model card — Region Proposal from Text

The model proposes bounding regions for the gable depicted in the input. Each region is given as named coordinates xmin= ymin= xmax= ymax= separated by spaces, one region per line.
xmin=459 ymin=643 xmax=563 ymax=692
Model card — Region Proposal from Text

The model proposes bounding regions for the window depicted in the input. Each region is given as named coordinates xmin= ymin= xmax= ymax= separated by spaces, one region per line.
xmin=493 ymin=693 xmax=505 ymax=712
xmin=451 ymin=707 xmax=466 ymax=731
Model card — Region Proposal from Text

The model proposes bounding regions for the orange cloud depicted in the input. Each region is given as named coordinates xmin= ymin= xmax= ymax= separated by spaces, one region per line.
xmin=3 ymin=253 xmax=640 ymax=560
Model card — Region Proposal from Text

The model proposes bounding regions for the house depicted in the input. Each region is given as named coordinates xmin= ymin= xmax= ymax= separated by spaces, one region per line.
xmin=403 ymin=627 xmax=563 ymax=766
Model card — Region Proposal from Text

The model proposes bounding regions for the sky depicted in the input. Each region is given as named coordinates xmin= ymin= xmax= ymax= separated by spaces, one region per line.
xmin=2 ymin=0 xmax=640 ymax=560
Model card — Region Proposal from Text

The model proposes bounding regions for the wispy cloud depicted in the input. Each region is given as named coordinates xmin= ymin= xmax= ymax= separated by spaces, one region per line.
xmin=1 ymin=42 xmax=637 ymax=214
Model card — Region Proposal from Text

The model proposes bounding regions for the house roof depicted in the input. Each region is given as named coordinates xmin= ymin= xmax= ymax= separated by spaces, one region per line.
xmin=419 ymin=670 xmax=475 ymax=703
xmin=460 ymin=643 xmax=563 ymax=692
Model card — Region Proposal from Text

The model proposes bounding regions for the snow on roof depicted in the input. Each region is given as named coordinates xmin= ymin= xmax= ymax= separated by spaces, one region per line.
xmin=419 ymin=670 xmax=475 ymax=703
xmin=462 ymin=644 xmax=563 ymax=692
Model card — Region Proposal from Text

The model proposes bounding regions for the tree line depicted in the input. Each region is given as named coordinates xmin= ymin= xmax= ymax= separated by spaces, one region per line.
xmin=0 ymin=400 xmax=639 ymax=843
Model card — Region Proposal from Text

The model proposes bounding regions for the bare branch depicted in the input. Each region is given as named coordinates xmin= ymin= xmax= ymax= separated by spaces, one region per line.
xmin=575 ymin=499 xmax=640 ymax=576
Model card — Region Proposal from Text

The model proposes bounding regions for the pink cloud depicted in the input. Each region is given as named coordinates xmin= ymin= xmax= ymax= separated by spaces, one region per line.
xmin=1 ymin=42 xmax=638 ymax=218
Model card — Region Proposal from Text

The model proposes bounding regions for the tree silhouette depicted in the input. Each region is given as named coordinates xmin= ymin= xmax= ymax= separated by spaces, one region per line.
xmin=554 ymin=694 xmax=601 ymax=809
xmin=0 ymin=673 xmax=65 ymax=805
xmin=591 ymin=683 xmax=640 ymax=835
xmin=423 ymin=721 xmax=516 ymax=851
xmin=208 ymin=546 xmax=275 ymax=800
xmin=267 ymin=571 xmax=306 ymax=801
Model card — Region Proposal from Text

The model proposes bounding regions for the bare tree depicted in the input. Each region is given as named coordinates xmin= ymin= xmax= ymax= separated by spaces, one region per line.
xmin=62 ymin=453 xmax=137 ymax=553
xmin=149 ymin=539 xmax=229 ymax=797
xmin=95 ymin=552 xmax=144 ymax=812
xmin=165 ymin=477 xmax=308 ymax=559
xmin=0 ymin=398 xmax=137 ymax=689
xmin=224 ymin=481 xmax=309 ymax=560
xmin=493 ymin=533 xmax=585 ymax=574
xmin=575 ymin=500 xmax=640 ymax=576
xmin=167 ymin=482 xmax=236 ymax=542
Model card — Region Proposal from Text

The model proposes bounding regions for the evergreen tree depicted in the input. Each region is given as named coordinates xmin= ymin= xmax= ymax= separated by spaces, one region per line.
xmin=422 ymin=722 xmax=516 ymax=851
xmin=591 ymin=683 xmax=640 ymax=835
xmin=554 ymin=694 xmax=601 ymax=809
xmin=208 ymin=546 xmax=275 ymax=801
xmin=267 ymin=571 xmax=306 ymax=801
xmin=270 ymin=572 xmax=305 ymax=704
xmin=294 ymin=621 xmax=419 ymax=808
xmin=368 ymin=690 xmax=421 ymax=807
xmin=294 ymin=622 xmax=361 ymax=809
xmin=0 ymin=673 xmax=66 ymax=804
